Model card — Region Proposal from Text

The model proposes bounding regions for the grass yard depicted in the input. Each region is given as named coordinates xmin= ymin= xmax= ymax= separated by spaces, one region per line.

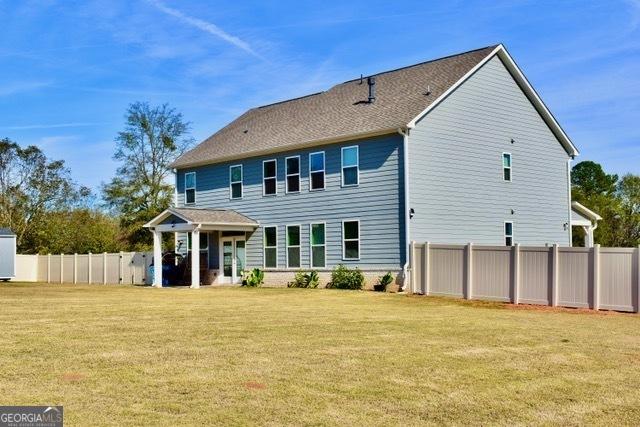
xmin=1 ymin=283 xmax=640 ymax=426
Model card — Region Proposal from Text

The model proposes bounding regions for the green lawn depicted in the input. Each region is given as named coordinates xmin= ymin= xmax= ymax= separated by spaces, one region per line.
xmin=1 ymin=283 xmax=640 ymax=425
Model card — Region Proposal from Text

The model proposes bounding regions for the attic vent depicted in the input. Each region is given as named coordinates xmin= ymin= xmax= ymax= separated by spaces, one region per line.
xmin=367 ymin=76 xmax=376 ymax=103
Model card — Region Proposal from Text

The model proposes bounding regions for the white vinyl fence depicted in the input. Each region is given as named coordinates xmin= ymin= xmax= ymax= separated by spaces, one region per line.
xmin=14 ymin=252 xmax=153 ymax=285
xmin=411 ymin=243 xmax=640 ymax=312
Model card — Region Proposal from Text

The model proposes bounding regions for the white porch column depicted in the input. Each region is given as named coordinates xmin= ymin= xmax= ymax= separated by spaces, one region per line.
xmin=583 ymin=225 xmax=594 ymax=248
xmin=152 ymin=229 xmax=163 ymax=287
xmin=191 ymin=228 xmax=200 ymax=289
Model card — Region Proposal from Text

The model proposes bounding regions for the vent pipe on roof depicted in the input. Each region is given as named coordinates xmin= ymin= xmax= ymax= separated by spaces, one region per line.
xmin=367 ymin=76 xmax=376 ymax=103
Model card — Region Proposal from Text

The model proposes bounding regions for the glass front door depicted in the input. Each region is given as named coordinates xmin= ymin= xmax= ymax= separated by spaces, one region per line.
xmin=220 ymin=237 xmax=246 ymax=284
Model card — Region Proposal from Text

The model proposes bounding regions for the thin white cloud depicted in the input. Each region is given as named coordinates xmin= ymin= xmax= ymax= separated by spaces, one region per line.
xmin=0 ymin=81 xmax=52 ymax=96
xmin=36 ymin=135 xmax=79 ymax=149
xmin=145 ymin=0 xmax=261 ymax=59
xmin=2 ymin=122 xmax=104 ymax=131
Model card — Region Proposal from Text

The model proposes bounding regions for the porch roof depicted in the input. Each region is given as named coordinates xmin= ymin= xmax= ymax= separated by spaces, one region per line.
xmin=144 ymin=207 xmax=259 ymax=232
xmin=571 ymin=202 xmax=602 ymax=227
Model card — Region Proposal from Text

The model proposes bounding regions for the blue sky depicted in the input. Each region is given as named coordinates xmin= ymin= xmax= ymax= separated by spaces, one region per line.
xmin=1 ymin=0 xmax=638 ymax=191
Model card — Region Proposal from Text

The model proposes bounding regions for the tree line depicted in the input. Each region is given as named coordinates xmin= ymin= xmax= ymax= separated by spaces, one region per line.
xmin=1 ymin=101 xmax=638 ymax=253
xmin=0 ymin=102 xmax=192 ymax=254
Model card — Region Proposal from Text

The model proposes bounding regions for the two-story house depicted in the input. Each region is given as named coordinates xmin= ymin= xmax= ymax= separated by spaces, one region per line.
xmin=144 ymin=44 xmax=580 ymax=288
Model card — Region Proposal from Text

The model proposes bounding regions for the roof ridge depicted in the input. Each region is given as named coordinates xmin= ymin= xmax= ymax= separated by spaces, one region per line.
xmin=256 ymin=91 xmax=324 ymax=109
xmin=251 ymin=45 xmax=498 ymax=111
xmin=342 ymin=44 xmax=499 ymax=83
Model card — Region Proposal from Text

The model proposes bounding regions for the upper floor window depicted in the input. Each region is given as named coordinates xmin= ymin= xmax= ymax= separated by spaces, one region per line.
xmin=263 ymin=226 xmax=277 ymax=268
xmin=309 ymin=151 xmax=325 ymax=191
xmin=310 ymin=223 xmax=326 ymax=268
xmin=341 ymin=146 xmax=359 ymax=187
xmin=286 ymin=156 xmax=300 ymax=193
xmin=502 ymin=153 xmax=512 ymax=182
xmin=286 ymin=225 xmax=301 ymax=268
xmin=342 ymin=220 xmax=360 ymax=260
xmin=505 ymin=221 xmax=514 ymax=246
xmin=230 ymin=165 xmax=243 ymax=199
xmin=185 ymin=172 xmax=196 ymax=204
xmin=263 ymin=160 xmax=277 ymax=196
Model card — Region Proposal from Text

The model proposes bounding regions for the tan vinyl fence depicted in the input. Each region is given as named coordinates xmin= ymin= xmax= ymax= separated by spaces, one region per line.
xmin=410 ymin=243 xmax=640 ymax=312
xmin=14 ymin=252 xmax=153 ymax=285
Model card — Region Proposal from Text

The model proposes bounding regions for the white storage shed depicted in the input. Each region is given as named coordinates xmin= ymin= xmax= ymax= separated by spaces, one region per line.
xmin=0 ymin=228 xmax=16 ymax=281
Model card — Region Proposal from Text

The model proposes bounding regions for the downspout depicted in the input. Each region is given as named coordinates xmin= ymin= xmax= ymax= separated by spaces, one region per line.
xmin=173 ymin=168 xmax=178 ymax=252
xmin=566 ymin=158 xmax=573 ymax=246
xmin=398 ymin=127 xmax=411 ymax=292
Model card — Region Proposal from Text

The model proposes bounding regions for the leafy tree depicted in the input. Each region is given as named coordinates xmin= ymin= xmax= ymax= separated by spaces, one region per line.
xmin=103 ymin=102 xmax=193 ymax=249
xmin=571 ymin=161 xmax=618 ymax=197
xmin=0 ymin=138 xmax=83 ymax=252
xmin=615 ymin=174 xmax=640 ymax=246
xmin=571 ymin=161 xmax=640 ymax=247
xmin=24 ymin=208 xmax=122 ymax=254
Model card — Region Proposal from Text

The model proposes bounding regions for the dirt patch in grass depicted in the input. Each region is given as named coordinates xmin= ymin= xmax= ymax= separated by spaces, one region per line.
xmin=244 ymin=381 xmax=266 ymax=390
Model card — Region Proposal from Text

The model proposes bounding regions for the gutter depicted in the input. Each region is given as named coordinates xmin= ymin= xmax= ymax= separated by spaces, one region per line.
xmin=398 ymin=127 xmax=411 ymax=292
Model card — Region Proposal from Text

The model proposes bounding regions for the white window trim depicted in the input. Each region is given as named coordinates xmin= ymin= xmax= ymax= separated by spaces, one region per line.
xmin=309 ymin=151 xmax=326 ymax=191
xmin=502 ymin=152 xmax=512 ymax=182
xmin=262 ymin=159 xmax=278 ymax=197
xmin=285 ymin=155 xmax=301 ymax=194
xmin=310 ymin=222 xmax=327 ymax=268
xmin=342 ymin=219 xmax=361 ymax=261
xmin=341 ymin=145 xmax=360 ymax=187
xmin=504 ymin=221 xmax=514 ymax=246
xmin=229 ymin=164 xmax=243 ymax=199
xmin=263 ymin=225 xmax=278 ymax=269
xmin=286 ymin=224 xmax=302 ymax=269
xmin=184 ymin=171 xmax=196 ymax=205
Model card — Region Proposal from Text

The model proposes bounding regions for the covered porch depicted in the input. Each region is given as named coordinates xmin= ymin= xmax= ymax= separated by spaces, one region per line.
xmin=571 ymin=201 xmax=602 ymax=247
xmin=143 ymin=208 xmax=258 ymax=288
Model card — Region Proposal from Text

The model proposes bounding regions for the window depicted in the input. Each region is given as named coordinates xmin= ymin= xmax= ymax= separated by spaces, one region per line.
xmin=310 ymin=223 xmax=326 ymax=268
xmin=341 ymin=146 xmax=359 ymax=186
xmin=263 ymin=160 xmax=277 ymax=196
xmin=309 ymin=152 xmax=325 ymax=190
xmin=502 ymin=153 xmax=512 ymax=181
xmin=230 ymin=165 xmax=243 ymax=199
xmin=286 ymin=225 xmax=301 ymax=268
xmin=505 ymin=222 xmax=514 ymax=246
xmin=263 ymin=226 xmax=277 ymax=268
xmin=286 ymin=156 xmax=300 ymax=193
xmin=342 ymin=220 xmax=360 ymax=260
xmin=185 ymin=172 xmax=196 ymax=204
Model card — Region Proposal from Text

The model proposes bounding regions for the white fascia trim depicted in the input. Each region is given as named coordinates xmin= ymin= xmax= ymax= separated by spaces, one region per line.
xmin=143 ymin=207 xmax=192 ymax=228
xmin=406 ymin=44 xmax=579 ymax=157
xmin=171 ymin=128 xmax=398 ymax=170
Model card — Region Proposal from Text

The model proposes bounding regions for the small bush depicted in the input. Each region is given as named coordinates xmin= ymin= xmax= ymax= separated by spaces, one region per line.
xmin=329 ymin=265 xmax=364 ymax=290
xmin=288 ymin=271 xmax=319 ymax=288
xmin=242 ymin=268 xmax=264 ymax=287
xmin=374 ymin=272 xmax=394 ymax=292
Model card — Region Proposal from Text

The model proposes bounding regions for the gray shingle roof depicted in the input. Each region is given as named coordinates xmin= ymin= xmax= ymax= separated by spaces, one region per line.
xmin=0 ymin=228 xmax=15 ymax=236
xmin=171 ymin=45 xmax=498 ymax=168
xmin=170 ymin=208 xmax=258 ymax=226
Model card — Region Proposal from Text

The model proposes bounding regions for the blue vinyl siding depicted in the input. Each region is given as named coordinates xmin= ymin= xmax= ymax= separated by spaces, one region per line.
xmin=176 ymin=134 xmax=405 ymax=270
xmin=408 ymin=55 xmax=571 ymax=245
